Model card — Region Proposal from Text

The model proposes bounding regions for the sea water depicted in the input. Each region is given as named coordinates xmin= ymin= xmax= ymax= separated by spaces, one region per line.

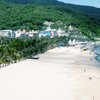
xmin=94 ymin=47 xmax=100 ymax=61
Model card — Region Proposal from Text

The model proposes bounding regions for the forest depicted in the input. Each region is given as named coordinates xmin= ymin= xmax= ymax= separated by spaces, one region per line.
xmin=0 ymin=1 xmax=100 ymax=37
xmin=0 ymin=36 xmax=68 ymax=67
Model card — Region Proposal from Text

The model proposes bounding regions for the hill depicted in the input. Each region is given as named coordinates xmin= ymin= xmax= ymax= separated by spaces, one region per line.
xmin=0 ymin=0 xmax=100 ymax=37
xmin=2 ymin=0 xmax=100 ymax=20
xmin=65 ymin=4 xmax=100 ymax=20
xmin=1 ymin=0 xmax=59 ymax=4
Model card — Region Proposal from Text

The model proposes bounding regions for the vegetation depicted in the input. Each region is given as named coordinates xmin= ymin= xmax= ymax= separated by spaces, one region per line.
xmin=0 ymin=0 xmax=99 ymax=67
xmin=0 ymin=1 xmax=100 ymax=37
xmin=0 ymin=36 xmax=68 ymax=67
xmin=3 ymin=0 xmax=59 ymax=5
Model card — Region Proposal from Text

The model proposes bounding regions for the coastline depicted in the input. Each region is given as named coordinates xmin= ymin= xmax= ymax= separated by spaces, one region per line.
xmin=0 ymin=46 xmax=100 ymax=100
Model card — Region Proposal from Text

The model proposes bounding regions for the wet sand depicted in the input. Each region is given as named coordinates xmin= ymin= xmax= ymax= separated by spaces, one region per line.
xmin=0 ymin=47 xmax=100 ymax=100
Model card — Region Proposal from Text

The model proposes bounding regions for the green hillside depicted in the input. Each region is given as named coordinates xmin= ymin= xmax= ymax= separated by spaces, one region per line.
xmin=0 ymin=1 xmax=100 ymax=37
xmin=1 ymin=0 xmax=59 ymax=4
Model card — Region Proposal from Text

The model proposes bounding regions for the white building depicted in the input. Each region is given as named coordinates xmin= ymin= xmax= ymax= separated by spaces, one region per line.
xmin=28 ymin=30 xmax=39 ymax=37
xmin=68 ymin=25 xmax=73 ymax=31
xmin=43 ymin=21 xmax=54 ymax=27
xmin=14 ymin=29 xmax=39 ymax=38
xmin=57 ymin=28 xmax=67 ymax=37
xmin=14 ymin=30 xmax=22 ymax=38
xmin=0 ymin=30 xmax=14 ymax=38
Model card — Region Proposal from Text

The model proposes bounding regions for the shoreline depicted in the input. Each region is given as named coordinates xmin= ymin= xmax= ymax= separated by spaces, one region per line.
xmin=0 ymin=46 xmax=100 ymax=100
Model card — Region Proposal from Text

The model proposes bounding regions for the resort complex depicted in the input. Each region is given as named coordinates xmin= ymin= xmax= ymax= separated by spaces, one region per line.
xmin=0 ymin=0 xmax=100 ymax=100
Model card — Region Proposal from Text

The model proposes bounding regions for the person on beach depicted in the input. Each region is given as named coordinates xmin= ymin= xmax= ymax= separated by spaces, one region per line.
xmin=84 ymin=69 xmax=86 ymax=72
xmin=89 ymin=77 xmax=92 ymax=80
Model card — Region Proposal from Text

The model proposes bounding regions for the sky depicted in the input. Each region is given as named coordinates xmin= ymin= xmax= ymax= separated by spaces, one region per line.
xmin=58 ymin=0 xmax=100 ymax=8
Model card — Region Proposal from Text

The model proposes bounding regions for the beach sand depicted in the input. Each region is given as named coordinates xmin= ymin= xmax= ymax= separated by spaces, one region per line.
xmin=0 ymin=47 xmax=100 ymax=100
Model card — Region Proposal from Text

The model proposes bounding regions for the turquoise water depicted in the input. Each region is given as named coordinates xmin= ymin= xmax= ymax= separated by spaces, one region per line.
xmin=96 ymin=56 xmax=100 ymax=61
xmin=94 ymin=47 xmax=100 ymax=61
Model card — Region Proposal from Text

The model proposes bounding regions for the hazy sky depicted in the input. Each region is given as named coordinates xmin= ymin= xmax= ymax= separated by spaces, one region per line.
xmin=58 ymin=0 xmax=100 ymax=8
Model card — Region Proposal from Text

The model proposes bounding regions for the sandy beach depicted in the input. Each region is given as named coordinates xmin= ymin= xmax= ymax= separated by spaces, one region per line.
xmin=0 ymin=47 xmax=100 ymax=100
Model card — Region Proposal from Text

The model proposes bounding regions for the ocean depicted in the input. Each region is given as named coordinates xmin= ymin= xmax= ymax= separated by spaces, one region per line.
xmin=94 ymin=46 xmax=100 ymax=61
